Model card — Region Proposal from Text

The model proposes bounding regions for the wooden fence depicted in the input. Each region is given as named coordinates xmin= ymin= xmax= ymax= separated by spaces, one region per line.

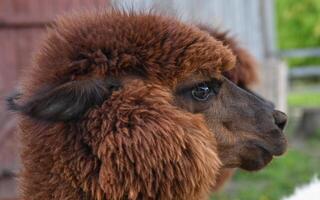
xmin=279 ymin=48 xmax=320 ymax=79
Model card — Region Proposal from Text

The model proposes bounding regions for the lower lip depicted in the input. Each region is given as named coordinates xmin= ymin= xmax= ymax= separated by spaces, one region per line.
xmin=240 ymin=148 xmax=273 ymax=171
xmin=256 ymin=145 xmax=274 ymax=164
xmin=256 ymin=147 xmax=273 ymax=169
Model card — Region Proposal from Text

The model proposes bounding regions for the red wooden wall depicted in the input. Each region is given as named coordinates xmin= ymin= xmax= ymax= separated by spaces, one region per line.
xmin=0 ymin=1 xmax=109 ymax=199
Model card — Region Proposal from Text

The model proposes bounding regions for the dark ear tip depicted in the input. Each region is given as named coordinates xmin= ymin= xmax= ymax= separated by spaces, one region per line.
xmin=6 ymin=92 xmax=22 ymax=111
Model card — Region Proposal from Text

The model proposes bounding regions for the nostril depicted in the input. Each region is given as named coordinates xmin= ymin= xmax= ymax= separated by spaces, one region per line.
xmin=273 ymin=110 xmax=287 ymax=130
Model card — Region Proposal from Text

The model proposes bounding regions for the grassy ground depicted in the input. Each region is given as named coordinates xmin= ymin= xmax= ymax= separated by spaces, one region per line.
xmin=210 ymin=129 xmax=320 ymax=200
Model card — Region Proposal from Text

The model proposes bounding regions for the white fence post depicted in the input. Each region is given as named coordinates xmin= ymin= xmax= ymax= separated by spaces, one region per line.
xmin=257 ymin=59 xmax=288 ymax=112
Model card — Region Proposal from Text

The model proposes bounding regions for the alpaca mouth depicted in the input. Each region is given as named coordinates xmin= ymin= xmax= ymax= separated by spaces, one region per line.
xmin=257 ymin=137 xmax=287 ymax=157
xmin=239 ymin=138 xmax=287 ymax=171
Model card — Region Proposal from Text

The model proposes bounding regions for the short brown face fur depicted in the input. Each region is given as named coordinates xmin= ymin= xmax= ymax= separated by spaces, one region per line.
xmin=175 ymin=76 xmax=287 ymax=171
xmin=196 ymin=25 xmax=275 ymax=191
xmin=8 ymin=11 xmax=287 ymax=200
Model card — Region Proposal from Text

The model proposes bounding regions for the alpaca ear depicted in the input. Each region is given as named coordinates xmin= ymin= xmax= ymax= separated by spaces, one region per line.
xmin=7 ymin=79 xmax=120 ymax=122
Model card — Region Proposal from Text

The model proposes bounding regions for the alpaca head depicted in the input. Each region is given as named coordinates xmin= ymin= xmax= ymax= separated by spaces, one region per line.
xmin=8 ymin=11 xmax=287 ymax=199
xmin=197 ymin=25 xmax=286 ymax=170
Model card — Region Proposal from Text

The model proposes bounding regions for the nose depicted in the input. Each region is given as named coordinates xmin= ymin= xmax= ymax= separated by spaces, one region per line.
xmin=272 ymin=110 xmax=287 ymax=130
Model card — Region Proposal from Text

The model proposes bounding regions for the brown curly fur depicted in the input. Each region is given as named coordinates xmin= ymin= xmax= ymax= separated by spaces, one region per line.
xmin=18 ymin=81 xmax=220 ymax=200
xmin=12 ymin=11 xmax=237 ymax=200
xmin=197 ymin=25 xmax=258 ymax=87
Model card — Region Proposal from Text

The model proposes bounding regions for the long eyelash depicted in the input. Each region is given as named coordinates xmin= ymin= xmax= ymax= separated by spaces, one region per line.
xmin=207 ymin=80 xmax=222 ymax=94
xmin=177 ymin=79 xmax=222 ymax=95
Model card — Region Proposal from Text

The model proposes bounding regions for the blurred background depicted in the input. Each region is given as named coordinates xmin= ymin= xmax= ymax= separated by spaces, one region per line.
xmin=0 ymin=0 xmax=319 ymax=200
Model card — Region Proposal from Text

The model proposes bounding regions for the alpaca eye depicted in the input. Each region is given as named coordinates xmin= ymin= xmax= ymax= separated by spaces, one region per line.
xmin=191 ymin=83 xmax=214 ymax=101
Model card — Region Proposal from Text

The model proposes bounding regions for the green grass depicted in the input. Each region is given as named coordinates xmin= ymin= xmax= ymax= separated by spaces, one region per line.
xmin=211 ymin=139 xmax=320 ymax=200
xmin=277 ymin=0 xmax=320 ymax=50
xmin=288 ymin=92 xmax=320 ymax=107
xmin=276 ymin=0 xmax=320 ymax=67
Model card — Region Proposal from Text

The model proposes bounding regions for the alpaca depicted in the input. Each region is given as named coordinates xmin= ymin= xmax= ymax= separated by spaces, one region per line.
xmin=8 ymin=10 xmax=287 ymax=200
